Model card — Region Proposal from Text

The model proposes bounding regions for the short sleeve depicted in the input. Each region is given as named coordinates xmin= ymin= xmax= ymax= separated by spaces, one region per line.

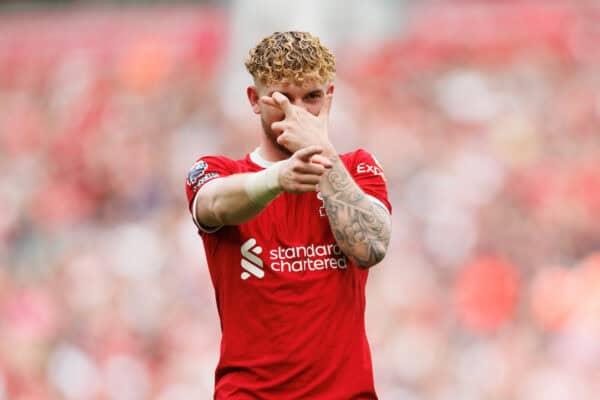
xmin=350 ymin=149 xmax=392 ymax=214
xmin=185 ymin=156 xmax=236 ymax=232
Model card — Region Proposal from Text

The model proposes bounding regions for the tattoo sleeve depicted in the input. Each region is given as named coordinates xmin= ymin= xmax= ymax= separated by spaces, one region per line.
xmin=319 ymin=156 xmax=391 ymax=268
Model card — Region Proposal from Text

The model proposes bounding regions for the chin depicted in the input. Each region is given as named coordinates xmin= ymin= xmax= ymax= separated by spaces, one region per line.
xmin=277 ymin=144 xmax=293 ymax=157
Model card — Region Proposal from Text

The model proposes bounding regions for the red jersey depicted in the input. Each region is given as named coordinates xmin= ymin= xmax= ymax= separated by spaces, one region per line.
xmin=185 ymin=148 xmax=391 ymax=400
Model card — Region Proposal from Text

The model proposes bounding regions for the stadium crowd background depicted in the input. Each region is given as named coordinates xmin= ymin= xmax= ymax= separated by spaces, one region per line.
xmin=2 ymin=1 xmax=600 ymax=399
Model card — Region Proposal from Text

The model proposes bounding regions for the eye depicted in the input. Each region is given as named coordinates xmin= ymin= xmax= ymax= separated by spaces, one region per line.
xmin=305 ymin=92 xmax=323 ymax=101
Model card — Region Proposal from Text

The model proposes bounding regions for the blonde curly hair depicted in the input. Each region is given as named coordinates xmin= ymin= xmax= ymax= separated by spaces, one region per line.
xmin=245 ymin=31 xmax=336 ymax=86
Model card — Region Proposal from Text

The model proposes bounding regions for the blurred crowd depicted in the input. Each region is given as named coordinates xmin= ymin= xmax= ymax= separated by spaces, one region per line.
xmin=1 ymin=2 xmax=600 ymax=399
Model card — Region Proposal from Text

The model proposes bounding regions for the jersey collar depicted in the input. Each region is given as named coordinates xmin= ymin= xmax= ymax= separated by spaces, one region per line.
xmin=249 ymin=148 xmax=276 ymax=168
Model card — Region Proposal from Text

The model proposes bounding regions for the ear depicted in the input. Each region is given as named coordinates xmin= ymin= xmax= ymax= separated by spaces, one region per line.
xmin=326 ymin=84 xmax=335 ymax=95
xmin=247 ymin=86 xmax=261 ymax=114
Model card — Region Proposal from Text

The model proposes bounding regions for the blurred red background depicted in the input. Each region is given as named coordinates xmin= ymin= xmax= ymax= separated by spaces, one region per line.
xmin=1 ymin=2 xmax=600 ymax=399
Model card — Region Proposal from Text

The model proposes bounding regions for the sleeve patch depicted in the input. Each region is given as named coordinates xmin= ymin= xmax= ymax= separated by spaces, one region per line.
xmin=195 ymin=171 xmax=219 ymax=188
xmin=356 ymin=162 xmax=385 ymax=179
xmin=187 ymin=160 xmax=208 ymax=187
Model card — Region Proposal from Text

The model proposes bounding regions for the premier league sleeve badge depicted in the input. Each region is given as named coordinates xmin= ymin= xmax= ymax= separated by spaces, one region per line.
xmin=187 ymin=160 xmax=208 ymax=187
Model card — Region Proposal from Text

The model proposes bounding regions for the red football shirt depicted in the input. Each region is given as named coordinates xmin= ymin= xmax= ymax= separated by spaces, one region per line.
xmin=185 ymin=148 xmax=391 ymax=400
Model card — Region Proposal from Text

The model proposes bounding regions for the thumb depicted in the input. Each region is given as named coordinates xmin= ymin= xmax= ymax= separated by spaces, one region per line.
xmin=319 ymin=94 xmax=333 ymax=121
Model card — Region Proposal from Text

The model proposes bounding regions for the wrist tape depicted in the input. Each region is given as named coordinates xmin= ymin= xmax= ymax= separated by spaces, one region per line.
xmin=244 ymin=162 xmax=283 ymax=206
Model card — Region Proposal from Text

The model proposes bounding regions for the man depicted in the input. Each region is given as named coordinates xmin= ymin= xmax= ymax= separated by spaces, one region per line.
xmin=185 ymin=31 xmax=391 ymax=399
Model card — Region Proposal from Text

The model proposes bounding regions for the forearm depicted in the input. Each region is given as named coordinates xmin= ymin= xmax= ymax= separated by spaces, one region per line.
xmin=195 ymin=166 xmax=281 ymax=227
xmin=193 ymin=147 xmax=331 ymax=229
xmin=319 ymin=154 xmax=391 ymax=268
xmin=194 ymin=174 xmax=264 ymax=227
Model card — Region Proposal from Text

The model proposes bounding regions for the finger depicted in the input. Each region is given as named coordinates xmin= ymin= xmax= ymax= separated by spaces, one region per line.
xmin=295 ymin=174 xmax=323 ymax=185
xmin=271 ymin=121 xmax=287 ymax=133
xmin=276 ymin=133 xmax=291 ymax=147
xmin=319 ymin=94 xmax=333 ymax=121
xmin=293 ymin=162 xmax=326 ymax=175
xmin=294 ymin=145 xmax=323 ymax=162
xmin=272 ymin=92 xmax=294 ymax=115
xmin=310 ymin=154 xmax=333 ymax=169
xmin=259 ymin=96 xmax=278 ymax=108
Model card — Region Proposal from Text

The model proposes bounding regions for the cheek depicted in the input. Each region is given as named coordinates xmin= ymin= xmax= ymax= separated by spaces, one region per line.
xmin=306 ymin=102 xmax=322 ymax=116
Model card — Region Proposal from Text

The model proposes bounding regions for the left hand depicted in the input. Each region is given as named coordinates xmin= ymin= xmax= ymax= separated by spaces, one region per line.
xmin=262 ymin=92 xmax=334 ymax=154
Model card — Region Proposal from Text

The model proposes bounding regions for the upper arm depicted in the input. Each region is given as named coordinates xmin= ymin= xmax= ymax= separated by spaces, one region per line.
xmin=185 ymin=156 xmax=236 ymax=233
xmin=350 ymin=149 xmax=392 ymax=215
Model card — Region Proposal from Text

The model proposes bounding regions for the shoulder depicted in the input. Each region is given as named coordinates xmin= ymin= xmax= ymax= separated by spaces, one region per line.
xmin=192 ymin=154 xmax=237 ymax=166
xmin=340 ymin=149 xmax=389 ymax=187
xmin=188 ymin=154 xmax=248 ymax=173
xmin=186 ymin=155 xmax=245 ymax=189
xmin=339 ymin=148 xmax=384 ymax=173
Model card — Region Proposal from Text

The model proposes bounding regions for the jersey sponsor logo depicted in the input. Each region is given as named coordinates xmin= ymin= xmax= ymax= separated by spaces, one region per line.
xmin=240 ymin=239 xmax=348 ymax=281
xmin=356 ymin=162 xmax=384 ymax=177
xmin=240 ymin=238 xmax=264 ymax=280
xmin=270 ymin=243 xmax=347 ymax=272
xmin=187 ymin=160 xmax=208 ymax=186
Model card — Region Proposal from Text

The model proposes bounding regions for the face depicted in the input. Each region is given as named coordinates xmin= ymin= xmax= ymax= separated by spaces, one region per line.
xmin=247 ymin=80 xmax=334 ymax=153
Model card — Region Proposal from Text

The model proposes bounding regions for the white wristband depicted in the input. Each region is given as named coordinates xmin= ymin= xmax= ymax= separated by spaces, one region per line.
xmin=244 ymin=162 xmax=283 ymax=206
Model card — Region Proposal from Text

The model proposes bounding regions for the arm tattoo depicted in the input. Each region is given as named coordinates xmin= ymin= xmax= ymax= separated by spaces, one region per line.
xmin=319 ymin=156 xmax=391 ymax=267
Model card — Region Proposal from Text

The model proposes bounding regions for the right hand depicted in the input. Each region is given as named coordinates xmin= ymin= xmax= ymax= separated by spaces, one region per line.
xmin=263 ymin=92 xmax=334 ymax=154
xmin=278 ymin=146 xmax=332 ymax=193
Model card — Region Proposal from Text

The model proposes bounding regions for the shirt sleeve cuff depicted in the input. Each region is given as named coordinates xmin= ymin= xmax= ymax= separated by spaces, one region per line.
xmin=192 ymin=187 xmax=223 ymax=234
